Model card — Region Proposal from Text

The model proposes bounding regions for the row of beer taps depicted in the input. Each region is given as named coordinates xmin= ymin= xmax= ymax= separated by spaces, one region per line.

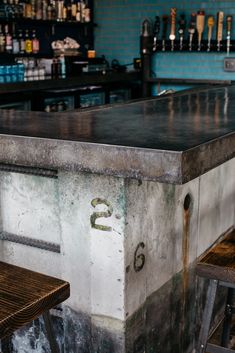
xmin=151 ymin=9 xmax=233 ymax=53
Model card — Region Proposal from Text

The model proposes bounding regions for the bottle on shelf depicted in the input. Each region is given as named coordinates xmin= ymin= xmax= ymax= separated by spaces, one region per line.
xmin=51 ymin=0 xmax=57 ymax=20
xmin=5 ymin=25 xmax=13 ymax=53
xmin=31 ymin=0 xmax=36 ymax=19
xmin=51 ymin=57 xmax=62 ymax=79
xmin=76 ymin=0 xmax=81 ymax=22
xmin=81 ymin=0 xmax=86 ymax=22
xmin=47 ymin=1 xmax=53 ymax=20
xmin=57 ymin=0 xmax=64 ymax=21
xmin=84 ymin=0 xmax=90 ymax=22
xmin=19 ymin=29 xmax=25 ymax=54
xmin=63 ymin=2 xmax=67 ymax=20
xmin=60 ymin=55 xmax=66 ymax=78
xmin=32 ymin=29 xmax=39 ymax=54
xmin=24 ymin=0 xmax=32 ymax=19
xmin=71 ymin=0 xmax=77 ymax=21
xmin=42 ymin=0 xmax=47 ymax=20
xmin=66 ymin=0 xmax=72 ymax=21
xmin=36 ymin=0 xmax=42 ymax=20
xmin=12 ymin=27 xmax=20 ymax=54
xmin=0 ymin=25 xmax=5 ymax=53
xmin=25 ymin=29 xmax=32 ymax=54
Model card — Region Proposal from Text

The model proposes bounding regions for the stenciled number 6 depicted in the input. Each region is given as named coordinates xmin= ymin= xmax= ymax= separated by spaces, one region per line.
xmin=134 ymin=242 xmax=146 ymax=272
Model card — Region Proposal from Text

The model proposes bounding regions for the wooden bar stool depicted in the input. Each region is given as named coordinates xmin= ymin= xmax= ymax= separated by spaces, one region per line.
xmin=0 ymin=261 xmax=70 ymax=353
xmin=196 ymin=229 xmax=235 ymax=353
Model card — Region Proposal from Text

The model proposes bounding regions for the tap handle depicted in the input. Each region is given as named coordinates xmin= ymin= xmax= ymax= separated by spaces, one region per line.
xmin=226 ymin=15 xmax=232 ymax=33
xmin=169 ymin=7 xmax=177 ymax=40
xmin=217 ymin=11 xmax=224 ymax=42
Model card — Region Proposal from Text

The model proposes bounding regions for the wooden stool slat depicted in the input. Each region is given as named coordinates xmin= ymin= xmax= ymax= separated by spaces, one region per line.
xmin=196 ymin=229 xmax=235 ymax=282
xmin=0 ymin=261 xmax=70 ymax=339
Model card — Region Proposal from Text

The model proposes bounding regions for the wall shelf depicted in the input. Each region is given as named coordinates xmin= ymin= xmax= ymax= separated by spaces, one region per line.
xmin=0 ymin=17 xmax=96 ymax=27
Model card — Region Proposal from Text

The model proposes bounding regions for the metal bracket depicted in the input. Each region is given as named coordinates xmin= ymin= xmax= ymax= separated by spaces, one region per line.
xmin=0 ymin=163 xmax=58 ymax=179
xmin=0 ymin=231 xmax=60 ymax=253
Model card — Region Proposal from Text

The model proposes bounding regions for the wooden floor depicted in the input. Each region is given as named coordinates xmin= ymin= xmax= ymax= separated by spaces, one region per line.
xmin=0 ymin=261 xmax=70 ymax=339
xmin=196 ymin=229 xmax=235 ymax=282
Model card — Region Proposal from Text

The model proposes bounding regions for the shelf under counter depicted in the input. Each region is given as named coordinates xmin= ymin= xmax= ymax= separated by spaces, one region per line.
xmin=0 ymin=71 xmax=141 ymax=95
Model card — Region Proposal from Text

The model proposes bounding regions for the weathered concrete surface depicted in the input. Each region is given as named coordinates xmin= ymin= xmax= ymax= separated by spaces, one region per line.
xmin=0 ymin=157 xmax=234 ymax=352
xmin=1 ymin=86 xmax=235 ymax=183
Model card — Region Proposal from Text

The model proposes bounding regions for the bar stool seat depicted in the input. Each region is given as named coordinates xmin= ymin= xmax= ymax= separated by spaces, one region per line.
xmin=0 ymin=261 xmax=70 ymax=352
xmin=196 ymin=228 xmax=235 ymax=353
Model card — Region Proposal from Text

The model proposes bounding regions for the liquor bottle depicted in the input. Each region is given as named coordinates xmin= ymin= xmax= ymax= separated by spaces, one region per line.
xmin=0 ymin=25 xmax=5 ymax=53
xmin=36 ymin=0 xmax=42 ymax=20
xmin=32 ymin=29 xmax=39 ymax=53
xmin=12 ymin=28 xmax=20 ymax=54
xmin=31 ymin=0 xmax=36 ymax=19
xmin=25 ymin=29 xmax=32 ymax=53
xmin=76 ymin=0 xmax=81 ymax=22
xmin=80 ymin=0 xmax=85 ymax=22
xmin=24 ymin=0 xmax=32 ymax=18
xmin=51 ymin=0 xmax=57 ymax=20
xmin=60 ymin=55 xmax=66 ymax=78
xmin=47 ymin=1 xmax=53 ymax=20
xmin=5 ymin=25 xmax=13 ymax=53
xmin=63 ymin=3 xmax=67 ymax=20
xmin=42 ymin=0 xmax=47 ymax=20
xmin=57 ymin=0 xmax=64 ymax=21
xmin=66 ymin=0 xmax=72 ymax=20
xmin=71 ymin=0 xmax=77 ymax=21
xmin=19 ymin=29 xmax=25 ymax=54
xmin=84 ymin=0 xmax=90 ymax=22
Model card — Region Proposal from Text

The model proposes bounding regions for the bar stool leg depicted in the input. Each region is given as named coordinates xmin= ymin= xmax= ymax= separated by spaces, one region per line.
xmin=1 ymin=336 xmax=12 ymax=353
xmin=221 ymin=287 xmax=235 ymax=347
xmin=197 ymin=279 xmax=218 ymax=353
xmin=43 ymin=311 xmax=60 ymax=353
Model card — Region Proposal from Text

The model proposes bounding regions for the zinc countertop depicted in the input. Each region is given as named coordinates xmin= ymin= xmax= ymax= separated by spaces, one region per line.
xmin=0 ymin=85 xmax=234 ymax=184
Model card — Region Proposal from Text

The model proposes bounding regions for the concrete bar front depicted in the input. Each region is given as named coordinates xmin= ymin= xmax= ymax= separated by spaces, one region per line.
xmin=0 ymin=85 xmax=235 ymax=353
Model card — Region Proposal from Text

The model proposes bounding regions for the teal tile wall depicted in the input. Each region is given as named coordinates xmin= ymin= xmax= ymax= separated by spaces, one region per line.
xmin=94 ymin=0 xmax=235 ymax=92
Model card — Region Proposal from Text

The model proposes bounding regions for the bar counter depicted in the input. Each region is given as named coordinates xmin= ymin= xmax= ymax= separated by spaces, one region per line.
xmin=0 ymin=85 xmax=234 ymax=183
xmin=0 ymin=85 xmax=235 ymax=353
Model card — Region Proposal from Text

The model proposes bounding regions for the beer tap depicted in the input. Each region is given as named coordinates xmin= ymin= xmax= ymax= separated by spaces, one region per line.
xmin=226 ymin=15 xmax=232 ymax=55
xmin=188 ymin=13 xmax=196 ymax=51
xmin=153 ymin=16 xmax=160 ymax=52
xmin=196 ymin=10 xmax=205 ymax=51
xmin=140 ymin=19 xmax=153 ymax=97
xmin=207 ymin=16 xmax=215 ymax=52
xmin=178 ymin=14 xmax=186 ymax=50
xmin=169 ymin=8 xmax=177 ymax=51
xmin=217 ymin=11 xmax=224 ymax=51
xmin=162 ymin=15 xmax=168 ymax=51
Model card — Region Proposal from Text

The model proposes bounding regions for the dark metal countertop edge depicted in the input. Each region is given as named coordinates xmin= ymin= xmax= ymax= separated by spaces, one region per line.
xmin=0 ymin=133 xmax=184 ymax=183
xmin=181 ymin=131 xmax=235 ymax=183
xmin=1 ymin=131 xmax=235 ymax=184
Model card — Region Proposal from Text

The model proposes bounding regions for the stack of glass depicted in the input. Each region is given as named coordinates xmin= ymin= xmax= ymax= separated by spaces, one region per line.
xmin=0 ymin=64 xmax=25 ymax=83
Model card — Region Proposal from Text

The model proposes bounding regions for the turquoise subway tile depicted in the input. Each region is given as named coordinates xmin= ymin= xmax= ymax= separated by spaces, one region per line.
xmin=95 ymin=0 xmax=235 ymax=88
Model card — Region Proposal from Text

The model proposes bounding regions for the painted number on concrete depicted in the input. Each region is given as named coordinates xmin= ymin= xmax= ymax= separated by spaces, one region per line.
xmin=134 ymin=242 xmax=145 ymax=272
xmin=90 ymin=198 xmax=113 ymax=232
